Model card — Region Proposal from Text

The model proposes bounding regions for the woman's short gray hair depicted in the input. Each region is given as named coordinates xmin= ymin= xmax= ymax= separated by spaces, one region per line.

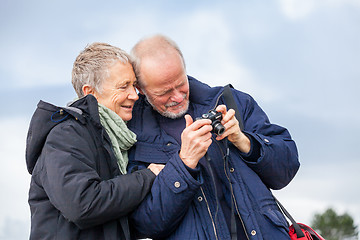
xmin=72 ymin=42 xmax=132 ymax=97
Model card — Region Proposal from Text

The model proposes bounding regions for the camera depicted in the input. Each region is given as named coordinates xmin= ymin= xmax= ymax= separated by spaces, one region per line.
xmin=197 ymin=110 xmax=225 ymax=135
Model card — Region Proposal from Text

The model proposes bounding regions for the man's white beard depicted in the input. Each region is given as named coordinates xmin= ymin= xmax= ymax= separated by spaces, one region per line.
xmin=145 ymin=92 xmax=189 ymax=119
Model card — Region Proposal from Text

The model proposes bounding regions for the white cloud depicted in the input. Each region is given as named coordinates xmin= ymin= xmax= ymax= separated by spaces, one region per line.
xmin=175 ymin=10 xmax=248 ymax=86
xmin=1 ymin=43 xmax=72 ymax=88
xmin=166 ymin=10 xmax=283 ymax=102
xmin=275 ymin=160 xmax=360 ymax=227
xmin=0 ymin=118 xmax=31 ymax=238
xmin=278 ymin=0 xmax=316 ymax=20
xmin=0 ymin=218 xmax=29 ymax=240
xmin=278 ymin=0 xmax=360 ymax=20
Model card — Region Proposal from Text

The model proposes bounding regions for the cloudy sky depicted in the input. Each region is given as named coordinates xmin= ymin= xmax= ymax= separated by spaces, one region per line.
xmin=1 ymin=0 xmax=359 ymax=239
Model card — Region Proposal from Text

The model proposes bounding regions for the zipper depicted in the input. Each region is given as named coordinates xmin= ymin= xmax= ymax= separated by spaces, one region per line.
xmin=200 ymin=187 xmax=219 ymax=240
xmin=223 ymin=149 xmax=250 ymax=240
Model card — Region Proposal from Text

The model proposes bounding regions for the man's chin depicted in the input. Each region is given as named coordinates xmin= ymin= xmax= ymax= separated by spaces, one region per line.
xmin=161 ymin=103 xmax=189 ymax=119
xmin=146 ymin=95 xmax=189 ymax=119
xmin=161 ymin=109 xmax=187 ymax=119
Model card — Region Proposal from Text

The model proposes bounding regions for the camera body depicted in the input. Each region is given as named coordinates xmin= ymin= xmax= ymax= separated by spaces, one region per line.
xmin=197 ymin=110 xmax=225 ymax=135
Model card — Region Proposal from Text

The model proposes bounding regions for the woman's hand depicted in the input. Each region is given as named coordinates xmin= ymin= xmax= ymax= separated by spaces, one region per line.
xmin=147 ymin=163 xmax=165 ymax=176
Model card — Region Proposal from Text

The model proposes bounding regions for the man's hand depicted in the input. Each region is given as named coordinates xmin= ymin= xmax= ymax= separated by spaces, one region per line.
xmin=147 ymin=163 xmax=165 ymax=176
xmin=215 ymin=105 xmax=251 ymax=154
xmin=179 ymin=115 xmax=213 ymax=169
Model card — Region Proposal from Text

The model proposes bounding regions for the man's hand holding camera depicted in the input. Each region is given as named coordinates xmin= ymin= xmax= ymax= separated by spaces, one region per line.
xmin=215 ymin=105 xmax=250 ymax=154
xmin=179 ymin=105 xmax=251 ymax=169
xmin=179 ymin=115 xmax=212 ymax=169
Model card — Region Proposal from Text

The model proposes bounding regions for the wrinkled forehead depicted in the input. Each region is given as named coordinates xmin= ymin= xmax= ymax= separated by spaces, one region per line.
xmin=140 ymin=52 xmax=186 ymax=89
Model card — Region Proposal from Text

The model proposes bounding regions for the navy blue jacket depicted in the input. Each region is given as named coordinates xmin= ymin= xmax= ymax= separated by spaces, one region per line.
xmin=127 ymin=77 xmax=299 ymax=240
xmin=26 ymin=95 xmax=156 ymax=240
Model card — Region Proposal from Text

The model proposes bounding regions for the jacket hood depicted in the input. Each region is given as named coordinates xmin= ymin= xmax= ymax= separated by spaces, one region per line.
xmin=187 ymin=76 xmax=223 ymax=107
xmin=25 ymin=95 xmax=99 ymax=174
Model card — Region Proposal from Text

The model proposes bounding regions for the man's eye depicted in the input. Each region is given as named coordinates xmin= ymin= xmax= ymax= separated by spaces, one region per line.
xmin=157 ymin=90 xmax=171 ymax=97
xmin=118 ymin=84 xmax=128 ymax=89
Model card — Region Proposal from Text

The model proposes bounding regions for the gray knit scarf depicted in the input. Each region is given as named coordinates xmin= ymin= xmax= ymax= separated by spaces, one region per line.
xmin=98 ymin=103 xmax=137 ymax=174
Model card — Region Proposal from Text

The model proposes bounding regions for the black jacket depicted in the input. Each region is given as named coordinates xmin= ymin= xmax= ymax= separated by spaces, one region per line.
xmin=26 ymin=95 xmax=155 ymax=240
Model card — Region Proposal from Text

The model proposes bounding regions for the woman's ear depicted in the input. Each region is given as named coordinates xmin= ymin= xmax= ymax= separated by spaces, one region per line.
xmin=82 ymin=85 xmax=95 ymax=96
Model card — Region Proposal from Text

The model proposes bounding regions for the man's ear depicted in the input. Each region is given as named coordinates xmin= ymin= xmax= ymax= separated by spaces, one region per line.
xmin=82 ymin=85 xmax=96 ymax=96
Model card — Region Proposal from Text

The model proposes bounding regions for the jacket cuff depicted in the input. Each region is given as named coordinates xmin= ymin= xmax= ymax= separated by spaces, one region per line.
xmin=167 ymin=154 xmax=203 ymax=187
xmin=184 ymin=164 xmax=201 ymax=179
xmin=138 ymin=168 xmax=157 ymax=180
xmin=238 ymin=133 xmax=261 ymax=162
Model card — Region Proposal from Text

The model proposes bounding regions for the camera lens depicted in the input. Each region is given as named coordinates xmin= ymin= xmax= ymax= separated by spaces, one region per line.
xmin=213 ymin=122 xmax=225 ymax=135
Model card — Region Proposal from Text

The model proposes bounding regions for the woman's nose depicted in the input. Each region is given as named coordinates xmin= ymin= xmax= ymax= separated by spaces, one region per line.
xmin=128 ymin=86 xmax=139 ymax=100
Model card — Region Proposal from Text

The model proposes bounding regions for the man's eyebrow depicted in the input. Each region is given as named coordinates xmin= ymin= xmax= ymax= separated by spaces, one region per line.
xmin=159 ymin=80 xmax=186 ymax=94
xmin=151 ymin=78 xmax=186 ymax=96
xmin=153 ymin=88 xmax=171 ymax=96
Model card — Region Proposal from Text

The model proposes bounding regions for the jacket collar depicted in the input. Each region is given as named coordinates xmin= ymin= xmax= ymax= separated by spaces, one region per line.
xmin=68 ymin=94 xmax=101 ymax=125
xmin=188 ymin=76 xmax=222 ymax=106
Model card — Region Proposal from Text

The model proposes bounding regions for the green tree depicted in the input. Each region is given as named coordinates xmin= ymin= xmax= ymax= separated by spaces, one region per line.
xmin=311 ymin=208 xmax=358 ymax=240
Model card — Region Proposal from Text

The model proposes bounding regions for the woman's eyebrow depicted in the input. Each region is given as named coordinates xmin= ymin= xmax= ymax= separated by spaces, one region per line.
xmin=115 ymin=80 xmax=131 ymax=88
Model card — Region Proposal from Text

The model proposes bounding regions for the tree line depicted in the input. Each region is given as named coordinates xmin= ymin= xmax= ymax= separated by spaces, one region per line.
xmin=311 ymin=207 xmax=358 ymax=240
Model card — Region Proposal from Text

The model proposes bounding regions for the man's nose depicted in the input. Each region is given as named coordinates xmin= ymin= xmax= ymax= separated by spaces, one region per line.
xmin=170 ymin=89 xmax=184 ymax=102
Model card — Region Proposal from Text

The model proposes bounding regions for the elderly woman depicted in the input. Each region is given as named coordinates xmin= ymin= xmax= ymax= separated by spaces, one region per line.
xmin=25 ymin=43 xmax=163 ymax=240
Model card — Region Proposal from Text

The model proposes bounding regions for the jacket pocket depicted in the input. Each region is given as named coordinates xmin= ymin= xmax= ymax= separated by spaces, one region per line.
xmin=261 ymin=208 xmax=289 ymax=229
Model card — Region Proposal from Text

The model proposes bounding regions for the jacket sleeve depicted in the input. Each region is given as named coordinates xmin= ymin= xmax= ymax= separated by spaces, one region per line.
xmin=35 ymin=122 xmax=156 ymax=229
xmin=128 ymin=152 xmax=202 ymax=238
xmin=231 ymin=89 xmax=300 ymax=190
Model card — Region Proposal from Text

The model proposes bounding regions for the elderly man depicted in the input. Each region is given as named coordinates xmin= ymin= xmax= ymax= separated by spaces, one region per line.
xmin=127 ymin=35 xmax=299 ymax=239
